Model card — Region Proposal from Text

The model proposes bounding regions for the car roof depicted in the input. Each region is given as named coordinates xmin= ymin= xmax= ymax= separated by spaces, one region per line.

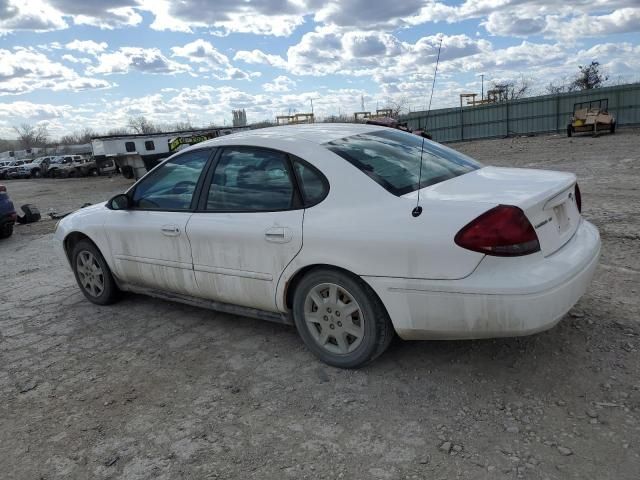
xmin=197 ymin=123 xmax=386 ymax=149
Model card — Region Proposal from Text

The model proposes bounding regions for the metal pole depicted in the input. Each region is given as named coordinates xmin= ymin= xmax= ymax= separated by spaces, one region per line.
xmin=460 ymin=96 xmax=464 ymax=141
xmin=556 ymin=94 xmax=560 ymax=133
xmin=481 ymin=74 xmax=484 ymax=101
xmin=310 ymin=98 xmax=314 ymax=115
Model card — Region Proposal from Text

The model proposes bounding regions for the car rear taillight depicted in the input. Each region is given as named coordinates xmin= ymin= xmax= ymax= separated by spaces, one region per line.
xmin=575 ymin=183 xmax=582 ymax=213
xmin=454 ymin=205 xmax=540 ymax=257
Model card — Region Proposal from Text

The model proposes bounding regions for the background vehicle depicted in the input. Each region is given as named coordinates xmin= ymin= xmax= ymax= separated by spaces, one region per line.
xmin=567 ymin=99 xmax=616 ymax=137
xmin=11 ymin=156 xmax=52 ymax=179
xmin=55 ymin=124 xmax=600 ymax=368
xmin=0 ymin=184 xmax=17 ymax=238
xmin=91 ymin=126 xmax=250 ymax=180
xmin=0 ymin=160 xmax=27 ymax=180
xmin=46 ymin=155 xmax=84 ymax=178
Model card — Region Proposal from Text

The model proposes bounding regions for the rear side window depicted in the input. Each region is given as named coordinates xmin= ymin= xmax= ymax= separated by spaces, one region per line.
xmin=205 ymin=148 xmax=294 ymax=212
xmin=326 ymin=129 xmax=481 ymax=196
xmin=293 ymin=159 xmax=328 ymax=207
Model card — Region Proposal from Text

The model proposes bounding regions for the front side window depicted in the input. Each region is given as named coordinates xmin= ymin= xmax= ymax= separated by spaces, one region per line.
xmin=125 ymin=141 xmax=136 ymax=152
xmin=206 ymin=148 xmax=294 ymax=211
xmin=131 ymin=149 xmax=211 ymax=210
xmin=326 ymin=129 xmax=482 ymax=196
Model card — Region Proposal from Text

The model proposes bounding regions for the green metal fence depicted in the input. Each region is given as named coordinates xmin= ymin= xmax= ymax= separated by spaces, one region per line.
xmin=403 ymin=83 xmax=640 ymax=143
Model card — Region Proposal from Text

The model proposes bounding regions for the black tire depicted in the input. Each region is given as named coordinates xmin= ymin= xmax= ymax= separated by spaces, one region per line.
xmin=292 ymin=269 xmax=394 ymax=368
xmin=610 ymin=122 xmax=616 ymax=134
xmin=31 ymin=169 xmax=41 ymax=178
xmin=122 ymin=166 xmax=135 ymax=179
xmin=567 ymin=124 xmax=573 ymax=137
xmin=71 ymin=239 xmax=121 ymax=305
xmin=88 ymin=168 xmax=99 ymax=177
xmin=0 ymin=222 xmax=13 ymax=239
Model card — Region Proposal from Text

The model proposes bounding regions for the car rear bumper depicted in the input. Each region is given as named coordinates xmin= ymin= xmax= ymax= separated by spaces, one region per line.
xmin=363 ymin=219 xmax=601 ymax=340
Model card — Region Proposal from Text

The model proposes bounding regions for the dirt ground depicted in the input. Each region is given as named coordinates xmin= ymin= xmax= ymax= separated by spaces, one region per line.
xmin=1 ymin=128 xmax=639 ymax=480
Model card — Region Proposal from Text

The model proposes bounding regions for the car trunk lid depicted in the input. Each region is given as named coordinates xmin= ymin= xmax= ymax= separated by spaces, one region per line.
xmin=405 ymin=166 xmax=580 ymax=256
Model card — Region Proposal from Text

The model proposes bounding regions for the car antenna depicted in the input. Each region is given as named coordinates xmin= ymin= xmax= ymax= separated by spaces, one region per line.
xmin=412 ymin=36 xmax=443 ymax=218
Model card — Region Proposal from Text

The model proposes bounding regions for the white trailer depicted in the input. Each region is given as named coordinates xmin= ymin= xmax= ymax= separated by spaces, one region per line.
xmin=91 ymin=126 xmax=250 ymax=179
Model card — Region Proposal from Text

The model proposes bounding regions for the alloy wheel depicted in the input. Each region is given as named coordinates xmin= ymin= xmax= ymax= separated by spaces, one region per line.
xmin=76 ymin=250 xmax=105 ymax=297
xmin=303 ymin=283 xmax=364 ymax=355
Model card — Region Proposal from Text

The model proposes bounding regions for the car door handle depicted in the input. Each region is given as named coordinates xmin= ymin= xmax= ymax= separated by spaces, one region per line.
xmin=265 ymin=227 xmax=291 ymax=243
xmin=161 ymin=225 xmax=181 ymax=236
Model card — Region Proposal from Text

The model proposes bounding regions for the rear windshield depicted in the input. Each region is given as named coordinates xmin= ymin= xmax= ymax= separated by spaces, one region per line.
xmin=326 ymin=129 xmax=482 ymax=196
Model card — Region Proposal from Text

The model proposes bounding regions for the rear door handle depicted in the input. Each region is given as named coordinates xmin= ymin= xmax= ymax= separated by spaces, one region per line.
xmin=161 ymin=224 xmax=181 ymax=236
xmin=265 ymin=227 xmax=291 ymax=243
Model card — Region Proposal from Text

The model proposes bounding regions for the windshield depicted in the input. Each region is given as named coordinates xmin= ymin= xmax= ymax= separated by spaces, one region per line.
xmin=326 ymin=129 xmax=482 ymax=196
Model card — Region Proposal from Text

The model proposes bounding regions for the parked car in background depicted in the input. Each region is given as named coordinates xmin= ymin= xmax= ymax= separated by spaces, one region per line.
xmin=11 ymin=156 xmax=54 ymax=178
xmin=0 ymin=184 xmax=16 ymax=238
xmin=54 ymin=124 xmax=601 ymax=368
xmin=0 ymin=160 xmax=27 ymax=180
xmin=46 ymin=155 xmax=84 ymax=178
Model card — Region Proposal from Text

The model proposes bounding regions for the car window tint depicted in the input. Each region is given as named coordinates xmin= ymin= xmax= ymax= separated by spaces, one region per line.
xmin=132 ymin=149 xmax=210 ymax=210
xmin=326 ymin=129 xmax=482 ymax=196
xmin=294 ymin=160 xmax=328 ymax=206
xmin=206 ymin=148 xmax=294 ymax=211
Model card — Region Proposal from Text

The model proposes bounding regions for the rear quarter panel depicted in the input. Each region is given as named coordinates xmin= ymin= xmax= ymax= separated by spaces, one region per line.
xmin=270 ymin=143 xmax=489 ymax=311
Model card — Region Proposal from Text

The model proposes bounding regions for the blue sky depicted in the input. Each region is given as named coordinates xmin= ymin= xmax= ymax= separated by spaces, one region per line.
xmin=1 ymin=0 xmax=639 ymax=139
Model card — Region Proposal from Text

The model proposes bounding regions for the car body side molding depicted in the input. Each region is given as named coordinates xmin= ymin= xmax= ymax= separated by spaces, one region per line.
xmin=121 ymin=283 xmax=293 ymax=326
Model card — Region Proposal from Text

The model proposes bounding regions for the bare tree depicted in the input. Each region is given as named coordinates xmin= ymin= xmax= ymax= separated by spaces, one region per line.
xmin=172 ymin=121 xmax=194 ymax=131
xmin=106 ymin=127 xmax=130 ymax=136
xmin=545 ymin=82 xmax=568 ymax=95
xmin=570 ymin=61 xmax=608 ymax=91
xmin=127 ymin=116 xmax=158 ymax=134
xmin=58 ymin=127 xmax=97 ymax=145
xmin=490 ymin=76 xmax=532 ymax=101
xmin=384 ymin=96 xmax=409 ymax=117
xmin=13 ymin=123 xmax=49 ymax=149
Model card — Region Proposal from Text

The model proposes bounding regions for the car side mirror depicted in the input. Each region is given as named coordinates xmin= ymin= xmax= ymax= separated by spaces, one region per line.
xmin=107 ymin=193 xmax=131 ymax=210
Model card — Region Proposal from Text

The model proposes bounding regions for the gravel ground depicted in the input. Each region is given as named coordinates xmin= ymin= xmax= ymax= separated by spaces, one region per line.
xmin=1 ymin=128 xmax=639 ymax=480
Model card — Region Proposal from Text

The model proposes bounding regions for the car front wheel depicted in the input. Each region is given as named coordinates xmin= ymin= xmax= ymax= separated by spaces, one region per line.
xmin=292 ymin=269 xmax=394 ymax=368
xmin=71 ymin=240 xmax=120 ymax=305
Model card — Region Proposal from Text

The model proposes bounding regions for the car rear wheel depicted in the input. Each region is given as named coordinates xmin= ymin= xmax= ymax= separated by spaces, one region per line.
xmin=31 ymin=169 xmax=41 ymax=178
xmin=71 ymin=240 xmax=120 ymax=305
xmin=292 ymin=269 xmax=394 ymax=368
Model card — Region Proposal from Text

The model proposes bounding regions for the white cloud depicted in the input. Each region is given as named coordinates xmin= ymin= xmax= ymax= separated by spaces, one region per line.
xmin=142 ymin=0 xmax=304 ymax=36
xmin=47 ymin=0 xmax=142 ymax=29
xmin=234 ymin=49 xmax=288 ymax=69
xmin=61 ymin=53 xmax=92 ymax=64
xmin=263 ymin=75 xmax=296 ymax=92
xmin=171 ymin=39 xmax=231 ymax=69
xmin=0 ymin=47 xmax=112 ymax=95
xmin=171 ymin=40 xmax=257 ymax=80
xmin=0 ymin=0 xmax=67 ymax=34
xmin=0 ymin=100 xmax=72 ymax=119
xmin=65 ymin=39 xmax=108 ymax=56
xmin=88 ymin=47 xmax=191 ymax=75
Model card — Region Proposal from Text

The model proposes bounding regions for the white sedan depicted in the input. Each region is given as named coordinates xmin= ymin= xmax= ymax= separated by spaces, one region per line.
xmin=54 ymin=124 xmax=601 ymax=368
